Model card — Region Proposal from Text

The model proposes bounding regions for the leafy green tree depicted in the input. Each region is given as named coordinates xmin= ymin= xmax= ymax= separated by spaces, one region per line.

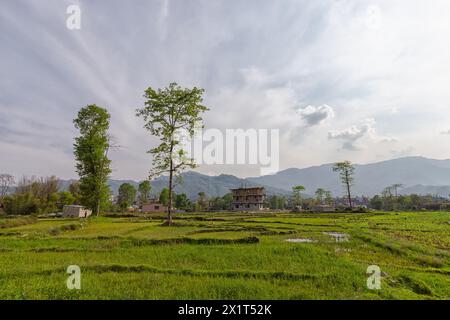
xmin=138 ymin=180 xmax=152 ymax=204
xmin=174 ymin=193 xmax=190 ymax=210
xmin=369 ymin=195 xmax=383 ymax=210
xmin=73 ymin=105 xmax=112 ymax=216
xmin=68 ymin=180 xmax=81 ymax=204
xmin=136 ymin=83 xmax=209 ymax=225
xmin=332 ymin=161 xmax=355 ymax=208
xmin=159 ymin=188 xmax=169 ymax=206
xmin=57 ymin=191 xmax=75 ymax=210
xmin=324 ymin=191 xmax=334 ymax=206
xmin=315 ymin=188 xmax=326 ymax=204
xmin=389 ymin=183 xmax=404 ymax=211
xmin=292 ymin=185 xmax=305 ymax=208
xmin=197 ymin=191 xmax=207 ymax=211
xmin=2 ymin=192 xmax=38 ymax=215
xmin=118 ymin=183 xmax=137 ymax=212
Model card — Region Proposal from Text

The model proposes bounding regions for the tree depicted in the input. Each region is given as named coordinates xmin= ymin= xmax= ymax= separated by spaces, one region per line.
xmin=315 ymin=188 xmax=326 ymax=204
xmin=324 ymin=191 xmax=334 ymax=206
xmin=73 ymin=105 xmax=112 ymax=216
xmin=369 ymin=195 xmax=383 ymax=210
xmin=57 ymin=191 xmax=75 ymax=210
xmin=68 ymin=180 xmax=81 ymax=204
xmin=390 ymin=183 xmax=404 ymax=211
xmin=292 ymin=185 xmax=305 ymax=208
xmin=159 ymin=188 xmax=169 ymax=206
xmin=174 ymin=193 xmax=190 ymax=210
xmin=333 ymin=161 xmax=355 ymax=208
xmin=136 ymin=83 xmax=209 ymax=225
xmin=118 ymin=183 xmax=137 ymax=212
xmin=0 ymin=174 xmax=14 ymax=197
xmin=138 ymin=180 xmax=152 ymax=205
xmin=197 ymin=192 xmax=207 ymax=211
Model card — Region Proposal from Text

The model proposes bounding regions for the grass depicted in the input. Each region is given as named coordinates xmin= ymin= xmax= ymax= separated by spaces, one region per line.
xmin=0 ymin=211 xmax=448 ymax=299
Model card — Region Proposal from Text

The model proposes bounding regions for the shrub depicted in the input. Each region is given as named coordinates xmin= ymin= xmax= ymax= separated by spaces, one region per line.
xmin=2 ymin=193 xmax=39 ymax=215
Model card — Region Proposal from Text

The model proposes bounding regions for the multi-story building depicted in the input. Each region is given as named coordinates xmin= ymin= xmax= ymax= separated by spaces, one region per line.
xmin=231 ymin=187 xmax=266 ymax=211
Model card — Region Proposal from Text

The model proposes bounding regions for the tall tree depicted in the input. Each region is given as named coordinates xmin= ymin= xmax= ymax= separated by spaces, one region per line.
xmin=68 ymin=180 xmax=81 ymax=204
xmin=333 ymin=161 xmax=355 ymax=208
xmin=118 ymin=183 xmax=137 ymax=212
xmin=0 ymin=174 xmax=15 ymax=197
xmin=197 ymin=191 xmax=207 ymax=211
xmin=315 ymin=188 xmax=326 ymax=204
xmin=136 ymin=83 xmax=209 ymax=225
xmin=138 ymin=180 xmax=152 ymax=204
xmin=292 ymin=185 xmax=305 ymax=208
xmin=390 ymin=183 xmax=404 ymax=211
xmin=324 ymin=190 xmax=334 ymax=206
xmin=73 ymin=105 xmax=112 ymax=216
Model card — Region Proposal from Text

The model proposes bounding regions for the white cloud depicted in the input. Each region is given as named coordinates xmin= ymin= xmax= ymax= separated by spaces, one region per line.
xmin=328 ymin=118 xmax=376 ymax=151
xmin=297 ymin=104 xmax=334 ymax=126
xmin=1 ymin=1 xmax=450 ymax=179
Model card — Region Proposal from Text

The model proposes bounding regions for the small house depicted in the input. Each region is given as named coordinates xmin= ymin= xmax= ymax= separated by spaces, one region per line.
xmin=141 ymin=201 xmax=169 ymax=213
xmin=62 ymin=205 xmax=92 ymax=218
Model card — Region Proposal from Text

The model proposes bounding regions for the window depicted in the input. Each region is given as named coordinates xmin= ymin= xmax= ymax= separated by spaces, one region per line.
xmin=155 ymin=205 xmax=159 ymax=210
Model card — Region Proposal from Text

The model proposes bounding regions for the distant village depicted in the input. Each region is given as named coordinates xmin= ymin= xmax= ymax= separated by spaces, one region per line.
xmin=2 ymin=173 xmax=450 ymax=219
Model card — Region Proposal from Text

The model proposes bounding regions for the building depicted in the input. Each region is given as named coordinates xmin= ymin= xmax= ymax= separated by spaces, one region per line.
xmin=141 ymin=201 xmax=169 ymax=213
xmin=231 ymin=187 xmax=266 ymax=211
xmin=62 ymin=205 xmax=92 ymax=218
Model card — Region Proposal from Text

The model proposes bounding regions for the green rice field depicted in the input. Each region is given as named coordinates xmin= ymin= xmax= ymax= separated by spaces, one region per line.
xmin=0 ymin=211 xmax=449 ymax=299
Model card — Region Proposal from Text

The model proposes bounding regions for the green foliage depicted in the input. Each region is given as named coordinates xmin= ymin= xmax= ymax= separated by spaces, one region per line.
xmin=159 ymin=188 xmax=169 ymax=206
xmin=118 ymin=183 xmax=137 ymax=212
xmin=333 ymin=161 xmax=355 ymax=208
xmin=68 ymin=181 xmax=81 ymax=204
xmin=2 ymin=176 xmax=78 ymax=215
xmin=57 ymin=191 xmax=75 ymax=210
xmin=208 ymin=193 xmax=233 ymax=211
xmin=174 ymin=193 xmax=191 ymax=210
xmin=291 ymin=185 xmax=305 ymax=207
xmin=136 ymin=83 xmax=209 ymax=224
xmin=197 ymin=191 xmax=208 ymax=211
xmin=138 ymin=180 xmax=152 ymax=204
xmin=2 ymin=193 xmax=38 ymax=215
xmin=73 ymin=105 xmax=112 ymax=215
xmin=267 ymin=195 xmax=288 ymax=210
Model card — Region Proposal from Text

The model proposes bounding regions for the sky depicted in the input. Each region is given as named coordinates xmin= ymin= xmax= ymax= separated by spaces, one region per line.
xmin=1 ymin=0 xmax=450 ymax=180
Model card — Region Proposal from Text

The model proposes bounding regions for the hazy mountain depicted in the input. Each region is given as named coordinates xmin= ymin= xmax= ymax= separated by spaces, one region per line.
xmin=55 ymin=156 xmax=450 ymax=199
xmin=400 ymin=185 xmax=450 ymax=198
xmin=247 ymin=156 xmax=450 ymax=196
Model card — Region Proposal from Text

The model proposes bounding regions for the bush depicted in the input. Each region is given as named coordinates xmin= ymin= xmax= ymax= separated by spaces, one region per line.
xmin=2 ymin=193 xmax=38 ymax=215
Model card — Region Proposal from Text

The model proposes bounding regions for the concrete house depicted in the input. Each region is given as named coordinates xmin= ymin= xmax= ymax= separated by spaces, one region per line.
xmin=62 ymin=205 xmax=92 ymax=218
xmin=141 ymin=201 xmax=169 ymax=213
xmin=231 ymin=187 xmax=266 ymax=211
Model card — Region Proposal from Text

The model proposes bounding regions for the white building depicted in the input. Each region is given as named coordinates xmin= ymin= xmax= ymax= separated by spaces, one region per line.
xmin=62 ymin=205 xmax=92 ymax=218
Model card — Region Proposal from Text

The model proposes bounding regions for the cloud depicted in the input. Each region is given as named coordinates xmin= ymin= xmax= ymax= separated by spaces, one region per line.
xmin=2 ymin=1 xmax=450 ymax=178
xmin=297 ymin=104 xmax=334 ymax=126
xmin=328 ymin=118 xmax=376 ymax=151
xmin=440 ymin=129 xmax=450 ymax=134
xmin=380 ymin=137 xmax=398 ymax=143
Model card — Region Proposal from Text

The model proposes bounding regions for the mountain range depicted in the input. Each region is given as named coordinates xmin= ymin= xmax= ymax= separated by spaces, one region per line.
xmin=58 ymin=156 xmax=450 ymax=200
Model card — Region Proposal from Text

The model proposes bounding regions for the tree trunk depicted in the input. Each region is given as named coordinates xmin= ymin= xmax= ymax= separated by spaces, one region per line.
xmin=346 ymin=173 xmax=352 ymax=208
xmin=167 ymin=159 xmax=173 ymax=226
